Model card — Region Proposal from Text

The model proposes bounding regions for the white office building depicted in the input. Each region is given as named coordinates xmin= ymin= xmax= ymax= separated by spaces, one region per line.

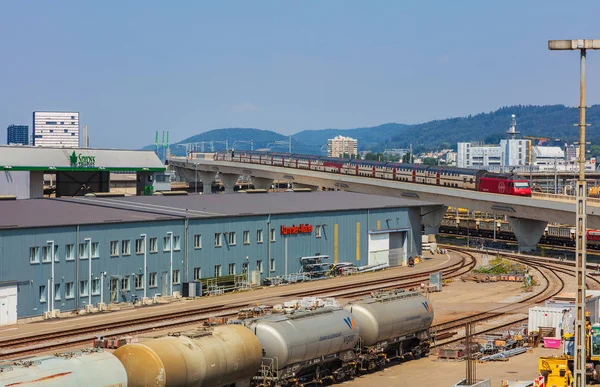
xmin=327 ymin=136 xmax=358 ymax=158
xmin=32 ymin=112 xmax=79 ymax=147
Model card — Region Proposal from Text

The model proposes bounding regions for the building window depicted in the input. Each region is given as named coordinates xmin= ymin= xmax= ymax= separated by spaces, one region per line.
xmin=193 ymin=267 xmax=202 ymax=281
xmin=149 ymin=272 xmax=157 ymax=288
xmin=65 ymin=282 xmax=74 ymax=299
xmin=92 ymin=279 xmax=100 ymax=295
xmin=257 ymin=229 xmax=263 ymax=243
xmin=149 ymin=237 xmax=158 ymax=253
xmin=257 ymin=260 xmax=263 ymax=273
xmin=214 ymin=233 xmax=222 ymax=247
xmin=135 ymin=274 xmax=144 ymax=290
xmin=242 ymin=261 xmax=249 ymax=274
xmin=163 ymin=236 xmax=172 ymax=251
xmin=65 ymin=244 xmax=75 ymax=261
xmin=54 ymin=284 xmax=61 ymax=301
xmin=172 ymin=270 xmax=181 ymax=284
xmin=270 ymin=258 xmax=276 ymax=272
xmin=194 ymin=234 xmax=202 ymax=249
xmin=80 ymin=280 xmax=89 ymax=297
xmin=243 ymin=231 xmax=250 ymax=245
xmin=110 ymin=241 xmax=119 ymax=257
xmin=270 ymin=229 xmax=276 ymax=242
xmin=228 ymin=263 xmax=236 ymax=275
xmin=122 ymin=240 xmax=131 ymax=256
xmin=214 ymin=265 xmax=222 ymax=277
xmin=173 ymin=236 xmax=181 ymax=251
xmin=227 ymin=232 xmax=236 ymax=245
xmin=121 ymin=276 xmax=130 ymax=291
xmin=41 ymin=246 xmax=51 ymax=262
xmin=91 ymin=242 xmax=99 ymax=258
xmin=30 ymin=246 xmax=40 ymax=264
xmin=316 ymin=225 xmax=322 ymax=238
xmin=79 ymin=243 xmax=89 ymax=259
xmin=39 ymin=285 xmax=46 ymax=303
xmin=135 ymin=238 xmax=145 ymax=254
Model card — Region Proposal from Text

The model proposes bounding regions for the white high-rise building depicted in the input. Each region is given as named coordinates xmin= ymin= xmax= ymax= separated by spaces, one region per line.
xmin=32 ymin=111 xmax=79 ymax=147
xmin=327 ymin=136 xmax=358 ymax=158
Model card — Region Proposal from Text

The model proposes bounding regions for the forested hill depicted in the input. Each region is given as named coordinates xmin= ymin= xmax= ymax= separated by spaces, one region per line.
xmin=142 ymin=105 xmax=600 ymax=156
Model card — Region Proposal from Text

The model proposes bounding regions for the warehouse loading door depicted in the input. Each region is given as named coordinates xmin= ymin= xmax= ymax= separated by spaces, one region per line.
xmin=0 ymin=285 xmax=17 ymax=325
xmin=389 ymin=231 xmax=407 ymax=267
xmin=368 ymin=233 xmax=390 ymax=266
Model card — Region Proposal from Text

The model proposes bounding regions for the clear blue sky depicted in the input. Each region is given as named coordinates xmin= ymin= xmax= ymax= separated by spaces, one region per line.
xmin=2 ymin=1 xmax=600 ymax=149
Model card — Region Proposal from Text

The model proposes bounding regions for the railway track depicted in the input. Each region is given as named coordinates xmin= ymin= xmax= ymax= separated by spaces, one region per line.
xmin=0 ymin=251 xmax=475 ymax=359
xmin=431 ymin=245 xmax=582 ymax=348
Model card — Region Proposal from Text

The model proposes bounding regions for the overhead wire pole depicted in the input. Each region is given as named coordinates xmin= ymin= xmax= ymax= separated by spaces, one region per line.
xmin=549 ymin=38 xmax=600 ymax=387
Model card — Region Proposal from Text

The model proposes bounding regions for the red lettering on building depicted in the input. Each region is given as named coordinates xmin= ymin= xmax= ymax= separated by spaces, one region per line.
xmin=280 ymin=224 xmax=313 ymax=235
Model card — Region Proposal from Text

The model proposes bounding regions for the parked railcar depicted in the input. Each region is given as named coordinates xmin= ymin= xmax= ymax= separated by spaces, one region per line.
xmin=0 ymin=348 xmax=127 ymax=387
xmin=344 ymin=291 xmax=433 ymax=371
xmin=247 ymin=307 xmax=359 ymax=385
xmin=114 ymin=325 xmax=262 ymax=387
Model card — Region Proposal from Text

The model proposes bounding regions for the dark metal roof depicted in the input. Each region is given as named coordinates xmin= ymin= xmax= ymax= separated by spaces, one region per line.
xmin=0 ymin=199 xmax=181 ymax=229
xmin=0 ymin=192 xmax=437 ymax=230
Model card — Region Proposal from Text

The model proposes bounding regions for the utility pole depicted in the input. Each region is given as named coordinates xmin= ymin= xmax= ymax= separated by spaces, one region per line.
xmin=549 ymin=38 xmax=600 ymax=387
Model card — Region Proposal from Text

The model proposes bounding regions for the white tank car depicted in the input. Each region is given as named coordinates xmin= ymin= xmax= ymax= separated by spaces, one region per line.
xmin=113 ymin=325 xmax=262 ymax=387
xmin=344 ymin=290 xmax=433 ymax=361
xmin=247 ymin=307 xmax=359 ymax=383
xmin=0 ymin=349 xmax=127 ymax=387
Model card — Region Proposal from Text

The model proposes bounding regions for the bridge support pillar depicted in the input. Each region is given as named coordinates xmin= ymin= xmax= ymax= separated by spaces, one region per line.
xmin=292 ymin=183 xmax=319 ymax=191
xmin=220 ymin=173 xmax=240 ymax=194
xmin=197 ymin=171 xmax=216 ymax=194
xmin=421 ymin=205 xmax=448 ymax=235
xmin=251 ymin=177 xmax=273 ymax=191
xmin=508 ymin=217 xmax=548 ymax=253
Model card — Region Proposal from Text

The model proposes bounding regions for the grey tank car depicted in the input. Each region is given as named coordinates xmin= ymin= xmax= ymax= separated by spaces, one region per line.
xmin=246 ymin=307 xmax=359 ymax=385
xmin=344 ymin=290 xmax=434 ymax=371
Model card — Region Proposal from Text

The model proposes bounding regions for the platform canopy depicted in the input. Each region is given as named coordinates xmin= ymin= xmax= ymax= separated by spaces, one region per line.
xmin=0 ymin=146 xmax=165 ymax=172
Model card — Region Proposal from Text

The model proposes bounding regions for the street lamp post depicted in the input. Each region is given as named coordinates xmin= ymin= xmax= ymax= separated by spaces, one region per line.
xmin=140 ymin=234 xmax=147 ymax=301
xmin=167 ymin=231 xmax=173 ymax=296
xmin=549 ymin=38 xmax=600 ymax=387
xmin=84 ymin=237 xmax=92 ymax=306
xmin=46 ymin=240 xmax=55 ymax=315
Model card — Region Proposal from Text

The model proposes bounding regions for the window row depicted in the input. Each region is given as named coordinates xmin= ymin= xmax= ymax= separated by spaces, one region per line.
xmin=212 ymin=229 xmax=276 ymax=248
xmin=30 ymin=236 xmax=182 ymax=264
xmin=191 ymin=259 xmax=276 ymax=280
xmin=39 ymin=271 xmax=184 ymax=303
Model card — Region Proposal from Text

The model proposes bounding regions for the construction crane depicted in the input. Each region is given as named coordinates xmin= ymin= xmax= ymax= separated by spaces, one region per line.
xmin=523 ymin=136 xmax=551 ymax=165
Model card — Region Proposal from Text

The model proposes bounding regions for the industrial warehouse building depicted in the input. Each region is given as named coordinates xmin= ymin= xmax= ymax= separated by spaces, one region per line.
xmin=0 ymin=191 xmax=435 ymax=322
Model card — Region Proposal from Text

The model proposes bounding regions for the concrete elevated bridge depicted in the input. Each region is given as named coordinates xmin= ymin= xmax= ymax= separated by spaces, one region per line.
xmin=168 ymin=156 xmax=600 ymax=251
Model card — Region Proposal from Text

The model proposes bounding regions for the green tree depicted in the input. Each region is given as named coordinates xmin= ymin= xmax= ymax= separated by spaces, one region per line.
xmin=422 ymin=157 xmax=438 ymax=166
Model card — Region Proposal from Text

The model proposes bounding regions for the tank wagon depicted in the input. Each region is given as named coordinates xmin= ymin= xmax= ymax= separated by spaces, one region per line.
xmin=113 ymin=324 xmax=262 ymax=387
xmin=344 ymin=290 xmax=434 ymax=371
xmin=247 ymin=307 xmax=359 ymax=386
xmin=0 ymin=348 xmax=127 ymax=387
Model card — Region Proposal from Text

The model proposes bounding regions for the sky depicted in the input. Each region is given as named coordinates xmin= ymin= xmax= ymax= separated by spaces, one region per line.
xmin=2 ymin=1 xmax=600 ymax=149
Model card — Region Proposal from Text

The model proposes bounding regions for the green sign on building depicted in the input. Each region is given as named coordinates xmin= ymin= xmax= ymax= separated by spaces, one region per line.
xmin=69 ymin=151 xmax=96 ymax=168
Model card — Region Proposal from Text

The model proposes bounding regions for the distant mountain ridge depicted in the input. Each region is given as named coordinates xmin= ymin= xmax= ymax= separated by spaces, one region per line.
xmin=143 ymin=104 xmax=600 ymax=156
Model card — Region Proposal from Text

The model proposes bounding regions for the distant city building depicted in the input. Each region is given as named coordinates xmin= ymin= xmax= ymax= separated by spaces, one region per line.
xmin=327 ymin=135 xmax=358 ymax=158
xmin=32 ymin=111 xmax=79 ymax=147
xmin=457 ymin=115 xmax=530 ymax=169
xmin=6 ymin=125 xmax=29 ymax=145
xmin=383 ymin=148 xmax=410 ymax=158
xmin=441 ymin=151 xmax=457 ymax=165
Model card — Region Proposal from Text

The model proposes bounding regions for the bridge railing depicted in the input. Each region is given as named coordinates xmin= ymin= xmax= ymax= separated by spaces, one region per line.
xmin=531 ymin=192 xmax=600 ymax=206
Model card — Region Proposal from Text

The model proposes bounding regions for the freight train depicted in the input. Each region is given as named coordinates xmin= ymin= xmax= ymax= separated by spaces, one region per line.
xmin=440 ymin=217 xmax=600 ymax=250
xmin=214 ymin=151 xmax=532 ymax=196
xmin=0 ymin=291 xmax=433 ymax=387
